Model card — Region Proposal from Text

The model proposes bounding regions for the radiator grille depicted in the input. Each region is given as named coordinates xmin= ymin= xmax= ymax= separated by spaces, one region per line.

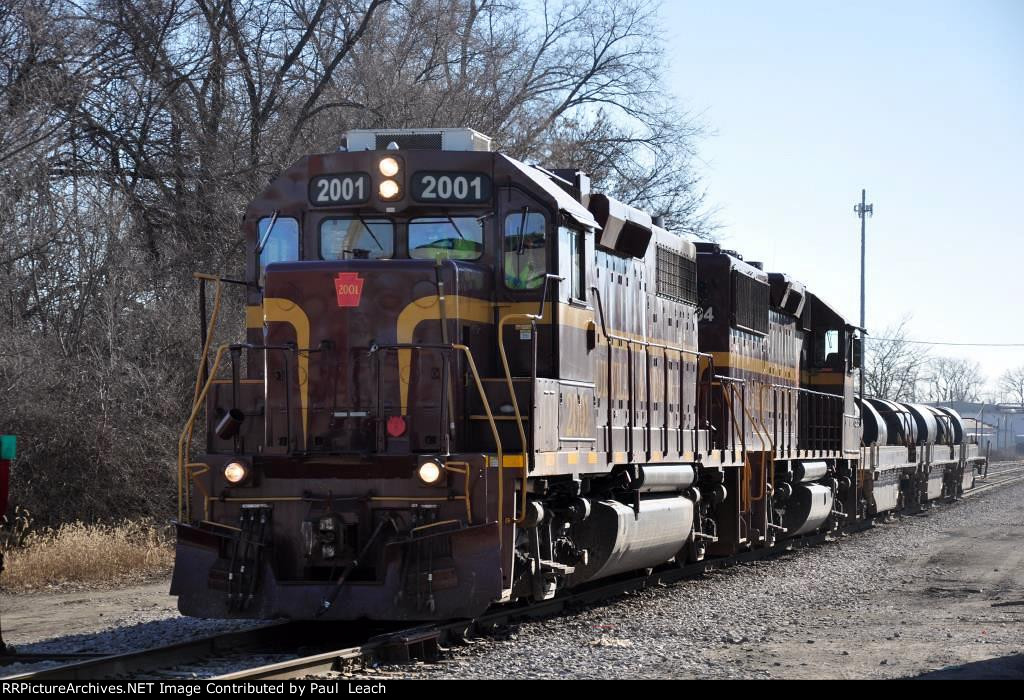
xmin=656 ymin=245 xmax=697 ymax=304
xmin=732 ymin=271 xmax=769 ymax=334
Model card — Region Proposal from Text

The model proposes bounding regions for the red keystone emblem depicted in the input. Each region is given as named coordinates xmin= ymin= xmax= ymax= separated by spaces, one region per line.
xmin=334 ymin=272 xmax=364 ymax=307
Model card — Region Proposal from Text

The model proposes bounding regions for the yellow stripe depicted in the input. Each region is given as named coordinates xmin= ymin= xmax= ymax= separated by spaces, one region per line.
xmin=246 ymin=305 xmax=263 ymax=329
xmin=263 ymin=298 xmax=310 ymax=449
xmin=501 ymin=454 xmax=525 ymax=468
xmin=394 ymin=297 xmax=698 ymax=414
xmin=397 ymin=295 xmax=493 ymax=413
xmin=711 ymin=351 xmax=799 ymax=383
xmin=558 ymin=303 xmax=698 ymax=351
xmin=800 ymin=371 xmax=848 ymax=386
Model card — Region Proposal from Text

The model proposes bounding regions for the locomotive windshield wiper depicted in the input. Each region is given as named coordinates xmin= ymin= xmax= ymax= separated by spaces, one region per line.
xmin=353 ymin=215 xmax=385 ymax=252
xmin=517 ymin=206 xmax=530 ymax=255
xmin=255 ymin=209 xmax=280 ymax=256
xmin=445 ymin=215 xmax=469 ymax=240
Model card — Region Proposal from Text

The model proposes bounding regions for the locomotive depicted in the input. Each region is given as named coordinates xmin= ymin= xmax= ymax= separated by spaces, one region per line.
xmin=171 ymin=128 xmax=985 ymax=621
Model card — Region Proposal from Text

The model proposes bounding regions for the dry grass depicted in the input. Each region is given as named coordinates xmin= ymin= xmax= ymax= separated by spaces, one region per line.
xmin=0 ymin=520 xmax=174 ymax=591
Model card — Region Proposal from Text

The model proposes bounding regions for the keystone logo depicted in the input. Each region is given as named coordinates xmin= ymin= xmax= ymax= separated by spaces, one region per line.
xmin=334 ymin=272 xmax=364 ymax=307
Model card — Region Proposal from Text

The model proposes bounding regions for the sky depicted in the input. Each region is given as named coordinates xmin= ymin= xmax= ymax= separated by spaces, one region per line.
xmin=659 ymin=0 xmax=1024 ymax=394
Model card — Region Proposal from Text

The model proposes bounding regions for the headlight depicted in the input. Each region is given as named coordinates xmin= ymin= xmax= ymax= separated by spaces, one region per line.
xmin=417 ymin=461 xmax=442 ymax=485
xmin=379 ymin=179 xmax=400 ymax=199
xmin=378 ymin=157 xmax=400 ymax=177
xmin=224 ymin=461 xmax=247 ymax=484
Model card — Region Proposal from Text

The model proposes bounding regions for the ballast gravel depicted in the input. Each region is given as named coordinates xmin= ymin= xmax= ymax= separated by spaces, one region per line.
xmin=335 ymin=474 xmax=1024 ymax=680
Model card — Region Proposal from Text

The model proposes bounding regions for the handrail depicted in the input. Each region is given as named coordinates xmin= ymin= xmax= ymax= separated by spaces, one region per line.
xmin=496 ymin=312 xmax=532 ymax=465
xmin=371 ymin=341 xmax=510 ymax=532
xmin=770 ymin=382 xmax=843 ymax=452
xmin=712 ymin=374 xmax=778 ymax=509
xmin=591 ymin=283 xmax=712 ymax=459
xmin=497 ymin=275 xmax=561 ymax=468
xmin=496 ymin=274 xmax=561 ymax=523
xmin=179 ymin=343 xmax=230 ymax=522
xmin=451 ymin=343 xmax=509 ymax=528
xmin=192 ymin=273 xmax=224 ymax=409
xmin=754 ymin=382 xmax=777 ymax=495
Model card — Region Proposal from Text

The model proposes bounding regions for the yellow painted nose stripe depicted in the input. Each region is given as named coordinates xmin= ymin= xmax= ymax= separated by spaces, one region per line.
xmin=263 ymin=298 xmax=310 ymax=449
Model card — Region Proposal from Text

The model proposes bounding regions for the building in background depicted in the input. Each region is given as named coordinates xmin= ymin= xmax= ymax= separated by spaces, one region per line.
xmin=929 ymin=401 xmax=1024 ymax=458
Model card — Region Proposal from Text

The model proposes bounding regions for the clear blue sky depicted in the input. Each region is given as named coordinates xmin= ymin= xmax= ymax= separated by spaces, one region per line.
xmin=660 ymin=0 xmax=1024 ymax=394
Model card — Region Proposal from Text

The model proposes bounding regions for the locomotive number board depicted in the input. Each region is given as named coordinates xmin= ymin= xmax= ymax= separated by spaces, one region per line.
xmin=411 ymin=172 xmax=492 ymax=204
xmin=309 ymin=173 xmax=371 ymax=206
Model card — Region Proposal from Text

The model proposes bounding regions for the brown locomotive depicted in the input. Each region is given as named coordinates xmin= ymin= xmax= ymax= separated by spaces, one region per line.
xmin=171 ymin=128 xmax=985 ymax=620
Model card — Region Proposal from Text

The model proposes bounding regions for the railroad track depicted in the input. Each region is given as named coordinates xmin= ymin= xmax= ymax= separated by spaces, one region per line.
xmin=7 ymin=459 xmax=1023 ymax=681
xmin=964 ymin=460 xmax=1024 ymax=498
xmin=0 ymin=620 xmax=390 ymax=681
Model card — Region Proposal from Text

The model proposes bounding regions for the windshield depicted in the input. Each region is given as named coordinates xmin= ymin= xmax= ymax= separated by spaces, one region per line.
xmin=320 ymin=218 xmax=394 ymax=260
xmin=409 ymin=216 xmax=483 ymax=261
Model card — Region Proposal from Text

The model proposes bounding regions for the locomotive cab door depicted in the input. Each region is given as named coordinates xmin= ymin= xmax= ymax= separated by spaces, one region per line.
xmin=497 ymin=187 xmax=557 ymax=379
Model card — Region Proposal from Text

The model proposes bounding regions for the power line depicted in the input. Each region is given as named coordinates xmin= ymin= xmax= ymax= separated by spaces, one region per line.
xmin=868 ymin=338 xmax=1024 ymax=347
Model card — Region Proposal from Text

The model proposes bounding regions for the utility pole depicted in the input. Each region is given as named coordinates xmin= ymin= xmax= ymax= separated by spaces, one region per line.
xmin=854 ymin=190 xmax=873 ymax=401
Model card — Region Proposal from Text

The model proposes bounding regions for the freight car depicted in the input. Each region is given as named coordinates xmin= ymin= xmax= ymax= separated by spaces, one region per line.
xmin=171 ymin=128 xmax=986 ymax=621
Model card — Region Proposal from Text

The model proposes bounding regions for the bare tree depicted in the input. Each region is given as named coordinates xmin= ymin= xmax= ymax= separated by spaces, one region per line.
xmin=0 ymin=0 xmax=712 ymax=526
xmin=999 ymin=366 xmax=1024 ymax=406
xmin=863 ymin=317 xmax=930 ymax=401
xmin=922 ymin=356 xmax=985 ymax=403
xmin=335 ymin=0 xmax=711 ymax=234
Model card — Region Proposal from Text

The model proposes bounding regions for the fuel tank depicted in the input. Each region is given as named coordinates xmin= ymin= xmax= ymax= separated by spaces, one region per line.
xmin=782 ymin=483 xmax=833 ymax=536
xmin=567 ymin=496 xmax=694 ymax=585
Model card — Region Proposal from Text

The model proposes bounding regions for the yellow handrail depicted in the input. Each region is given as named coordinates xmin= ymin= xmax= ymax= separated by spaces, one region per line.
xmin=191 ymin=273 xmax=223 ymax=409
xmin=751 ymin=382 xmax=777 ymax=499
xmin=179 ymin=333 xmax=502 ymax=544
xmin=452 ymin=343 xmax=510 ymax=533
xmin=178 ymin=343 xmax=230 ymax=522
xmin=496 ymin=313 xmax=539 ymax=525
xmin=445 ymin=460 xmax=474 ymax=524
xmin=716 ymin=379 xmax=774 ymax=510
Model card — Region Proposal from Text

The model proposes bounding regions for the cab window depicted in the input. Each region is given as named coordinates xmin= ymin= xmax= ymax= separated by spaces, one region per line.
xmin=409 ymin=216 xmax=483 ymax=261
xmin=320 ymin=218 xmax=394 ymax=260
xmin=504 ymin=211 xmax=547 ymax=290
xmin=562 ymin=225 xmax=586 ymax=301
xmin=258 ymin=216 xmax=299 ymax=280
xmin=814 ymin=328 xmax=842 ymax=368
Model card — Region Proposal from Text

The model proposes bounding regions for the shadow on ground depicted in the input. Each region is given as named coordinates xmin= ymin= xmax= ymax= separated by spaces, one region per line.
xmin=911 ymin=654 xmax=1024 ymax=680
